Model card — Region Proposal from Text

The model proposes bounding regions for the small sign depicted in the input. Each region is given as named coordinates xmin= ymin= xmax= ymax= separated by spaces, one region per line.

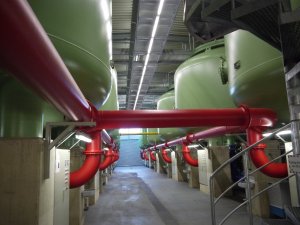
xmin=288 ymin=155 xmax=300 ymax=173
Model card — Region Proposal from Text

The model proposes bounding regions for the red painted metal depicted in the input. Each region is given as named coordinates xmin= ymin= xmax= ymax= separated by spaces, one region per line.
xmin=70 ymin=132 xmax=101 ymax=188
xmin=140 ymin=150 xmax=145 ymax=160
xmin=0 ymin=0 xmax=92 ymax=121
xmin=161 ymin=148 xmax=172 ymax=163
xmin=101 ymin=130 xmax=116 ymax=148
xmin=150 ymin=151 xmax=157 ymax=161
xmin=247 ymin=128 xmax=287 ymax=178
xmin=97 ymin=108 xmax=251 ymax=129
xmin=182 ymin=143 xmax=198 ymax=167
xmin=99 ymin=147 xmax=114 ymax=171
xmin=112 ymin=150 xmax=119 ymax=163
xmin=143 ymin=151 xmax=149 ymax=161
xmin=150 ymin=126 xmax=243 ymax=150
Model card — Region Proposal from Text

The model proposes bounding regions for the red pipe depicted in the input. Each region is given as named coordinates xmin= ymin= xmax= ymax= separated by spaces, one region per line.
xmin=150 ymin=151 xmax=157 ymax=161
xmin=140 ymin=150 xmax=145 ymax=160
xmin=143 ymin=151 xmax=149 ymax=161
xmin=182 ymin=143 xmax=198 ymax=167
xmin=0 ymin=0 xmax=93 ymax=121
xmin=112 ymin=150 xmax=119 ymax=163
xmin=247 ymin=128 xmax=287 ymax=178
xmin=99 ymin=147 xmax=114 ymax=171
xmin=162 ymin=148 xmax=172 ymax=163
xmin=150 ymin=126 xmax=243 ymax=150
xmin=101 ymin=130 xmax=116 ymax=149
xmin=70 ymin=132 xmax=101 ymax=188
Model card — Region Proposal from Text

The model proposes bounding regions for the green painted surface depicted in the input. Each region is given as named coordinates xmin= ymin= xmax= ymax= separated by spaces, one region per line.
xmin=147 ymin=128 xmax=160 ymax=144
xmin=157 ymin=89 xmax=184 ymax=141
xmin=175 ymin=39 xmax=235 ymax=110
xmin=291 ymin=0 xmax=300 ymax=10
xmin=0 ymin=78 xmax=63 ymax=138
xmin=28 ymin=0 xmax=112 ymax=108
xmin=225 ymin=30 xmax=289 ymax=124
xmin=175 ymin=39 xmax=235 ymax=133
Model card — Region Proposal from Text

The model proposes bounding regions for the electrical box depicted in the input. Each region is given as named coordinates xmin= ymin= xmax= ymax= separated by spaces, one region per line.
xmin=54 ymin=148 xmax=70 ymax=225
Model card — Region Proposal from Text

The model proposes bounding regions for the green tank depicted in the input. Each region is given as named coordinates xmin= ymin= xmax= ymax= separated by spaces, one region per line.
xmin=147 ymin=128 xmax=160 ymax=145
xmin=28 ymin=0 xmax=112 ymax=108
xmin=157 ymin=89 xmax=183 ymax=141
xmin=0 ymin=78 xmax=63 ymax=137
xmin=139 ymin=129 xmax=149 ymax=149
xmin=175 ymin=39 xmax=235 ymax=132
xmin=100 ymin=68 xmax=119 ymax=141
xmin=225 ymin=30 xmax=289 ymax=124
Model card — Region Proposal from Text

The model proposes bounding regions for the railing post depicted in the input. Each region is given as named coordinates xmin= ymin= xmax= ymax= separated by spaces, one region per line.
xmin=243 ymin=153 xmax=253 ymax=225
xmin=210 ymin=177 xmax=216 ymax=225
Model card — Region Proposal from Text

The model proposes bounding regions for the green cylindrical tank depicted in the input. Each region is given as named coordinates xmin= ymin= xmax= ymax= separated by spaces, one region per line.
xmin=225 ymin=30 xmax=289 ymax=124
xmin=28 ymin=0 xmax=112 ymax=108
xmin=100 ymin=68 xmax=119 ymax=141
xmin=157 ymin=89 xmax=183 ymax=141
xmin=175 ymin=39 xmax=235 ymax=133
xmin=0 ymin=78 xmax=63 ymax=138
xmin=139 ymin=129 xmax=149 ymax=148
xmin=147 ymin=128 xmax=160 ymax=145
xmin=175 ymin=39 xmax=235 ymax=109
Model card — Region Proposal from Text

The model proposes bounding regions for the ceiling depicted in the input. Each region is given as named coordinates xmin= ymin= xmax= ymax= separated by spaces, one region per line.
xmin=112 ymin=0 xmax=194 ymax=110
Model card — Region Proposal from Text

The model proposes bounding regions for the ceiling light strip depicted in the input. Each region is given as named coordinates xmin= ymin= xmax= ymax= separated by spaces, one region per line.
xmin=133 ymin=0 xmax=165 ymax=110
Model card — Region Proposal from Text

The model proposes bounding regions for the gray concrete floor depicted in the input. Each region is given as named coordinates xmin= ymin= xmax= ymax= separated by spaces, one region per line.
xmin=84 ymin=166 xmax=261 ymax=225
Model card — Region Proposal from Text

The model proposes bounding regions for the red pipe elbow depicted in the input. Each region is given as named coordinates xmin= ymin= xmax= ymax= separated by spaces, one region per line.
xmin=150 ymin=151 xmax=156 ymax=161
xmin=182 ymin=143 xmax=198 ymax=167
xmin=247 ymin=127 xmax=287 ymax=178
xmin=70 ymin=132 xmax=101 ymax=188
xmin=162 ymin=147 xmax=172 ymax=163
xmin=143 ymin=151 xmax=149 ymax=161
xmin=99 ymin=147 xmax=114 ymax=171
xmin=140 ymin=150 xmax=145 ymax=160
xmin=112 ymin=150 xmax=119 ymax=163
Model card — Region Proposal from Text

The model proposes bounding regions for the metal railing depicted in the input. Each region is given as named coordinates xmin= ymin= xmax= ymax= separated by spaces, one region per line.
xmin=210 ymin=122 xmax=295 ymax=225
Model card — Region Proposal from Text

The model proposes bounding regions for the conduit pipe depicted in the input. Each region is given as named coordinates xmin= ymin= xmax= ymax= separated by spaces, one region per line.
xmin=149 ymin=126 xmax=243 ymax=150
xmin=0 ymin=0 xmax=94 ymax=121
xmin=182 ymin=143 xmax=198 ymax=167
xmin=150 ymin=151 xmax=157 ymax=161
xmin=247 ymin=128 xmax=288 ymax=178
xmin=70 ymin=132 xmax=101 ymax=188
xmin=99 ymin=147 xmax=114 ymax=171
xmin=162 ymin=148 xmax=172 ymax=163
xmin=140 ymin=150 xmax=145 ymax=160
xmin=143 ymin=151 xmax=149 ymax=161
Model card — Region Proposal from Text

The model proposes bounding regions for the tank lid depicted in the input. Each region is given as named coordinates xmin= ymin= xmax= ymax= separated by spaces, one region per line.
xmin=192 ymin=39 xmax=224 ymax=57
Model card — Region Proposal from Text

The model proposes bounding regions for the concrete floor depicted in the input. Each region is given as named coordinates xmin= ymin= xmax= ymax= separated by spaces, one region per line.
xmin=85 ymin=166 xmax=262 ymax=225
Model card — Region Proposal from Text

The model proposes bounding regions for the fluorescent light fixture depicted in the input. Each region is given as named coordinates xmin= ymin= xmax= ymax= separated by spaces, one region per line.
xmin=75 ymin=132 xmax=92 ymax=143
xmin=151 ymin=16 xmax=160 ymax=37
xmin=147 ymin=38 xmax=154 ymax=54
xmin=157 ymin=0 xmax=165 ymax=15
xmin=188 ymin=144 xmax=199 ymax=148
xmin=119 ymin=128 xmax=143 ymax=134
xmin=262 ymin=133 xmax=272 ymax=137
xmin=133 ymin=0 xmax=165 ymax=110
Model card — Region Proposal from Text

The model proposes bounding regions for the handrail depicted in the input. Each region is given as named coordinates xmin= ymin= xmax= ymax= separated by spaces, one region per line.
xmin=210 ymin=122 xmax=294 ymax=225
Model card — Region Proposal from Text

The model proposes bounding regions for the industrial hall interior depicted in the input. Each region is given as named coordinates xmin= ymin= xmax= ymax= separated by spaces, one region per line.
xmin=1 ymin=0 xmax=300 ymax=225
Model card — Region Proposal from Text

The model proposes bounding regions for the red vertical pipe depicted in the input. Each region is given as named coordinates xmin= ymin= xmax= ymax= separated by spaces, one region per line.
xmin=140 ymin=150 xmax=145 ymax=160
xmin=99 ymin=147 xmax=114 ymax=171
xmin=150 ymin=151 xmax=157 ymax=161
xmin=182 ymin=143 xmax=198 ymax=167
xmin=143 ymin=151 xmax=149 ymax=161
xmin=0 ymin=0 xmax=93 ymax=121
xmin=70 ymin=132 xmax=101 ymax=188
xmin=247 ymin=128 xmax=288 ymax=178
xmin=162 ymin=148 xmax=172 ymax=163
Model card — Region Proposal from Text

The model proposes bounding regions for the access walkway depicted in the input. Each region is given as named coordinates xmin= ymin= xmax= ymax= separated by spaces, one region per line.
xmin=85 ymin=166 xmax=261 ymax=225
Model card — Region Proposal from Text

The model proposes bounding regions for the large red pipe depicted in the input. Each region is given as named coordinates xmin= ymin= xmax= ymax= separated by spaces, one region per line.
xmin=182 ymin=143 xmax=198 ymax=167
xmin=99 ymin=147 xmax=114 ymax=171
xmin=0 ymin=0 xmax=93 ymax=121
xmin=112 ymin=150 xmax=119 ymax=163
xmin=150 ymin=126 xmax=243 ymax=150
xmin=162 ymin=148 xmax=172 ymax=163
xmin=143 ymin=151 xmax=149 ymax=161
xmin=70 ymin=132 xmax=101 ymax=188
xmin=150 ymin=151 xmax=157 ymax=161
xmin=247 ymin=128 xmax=287 ymax=178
